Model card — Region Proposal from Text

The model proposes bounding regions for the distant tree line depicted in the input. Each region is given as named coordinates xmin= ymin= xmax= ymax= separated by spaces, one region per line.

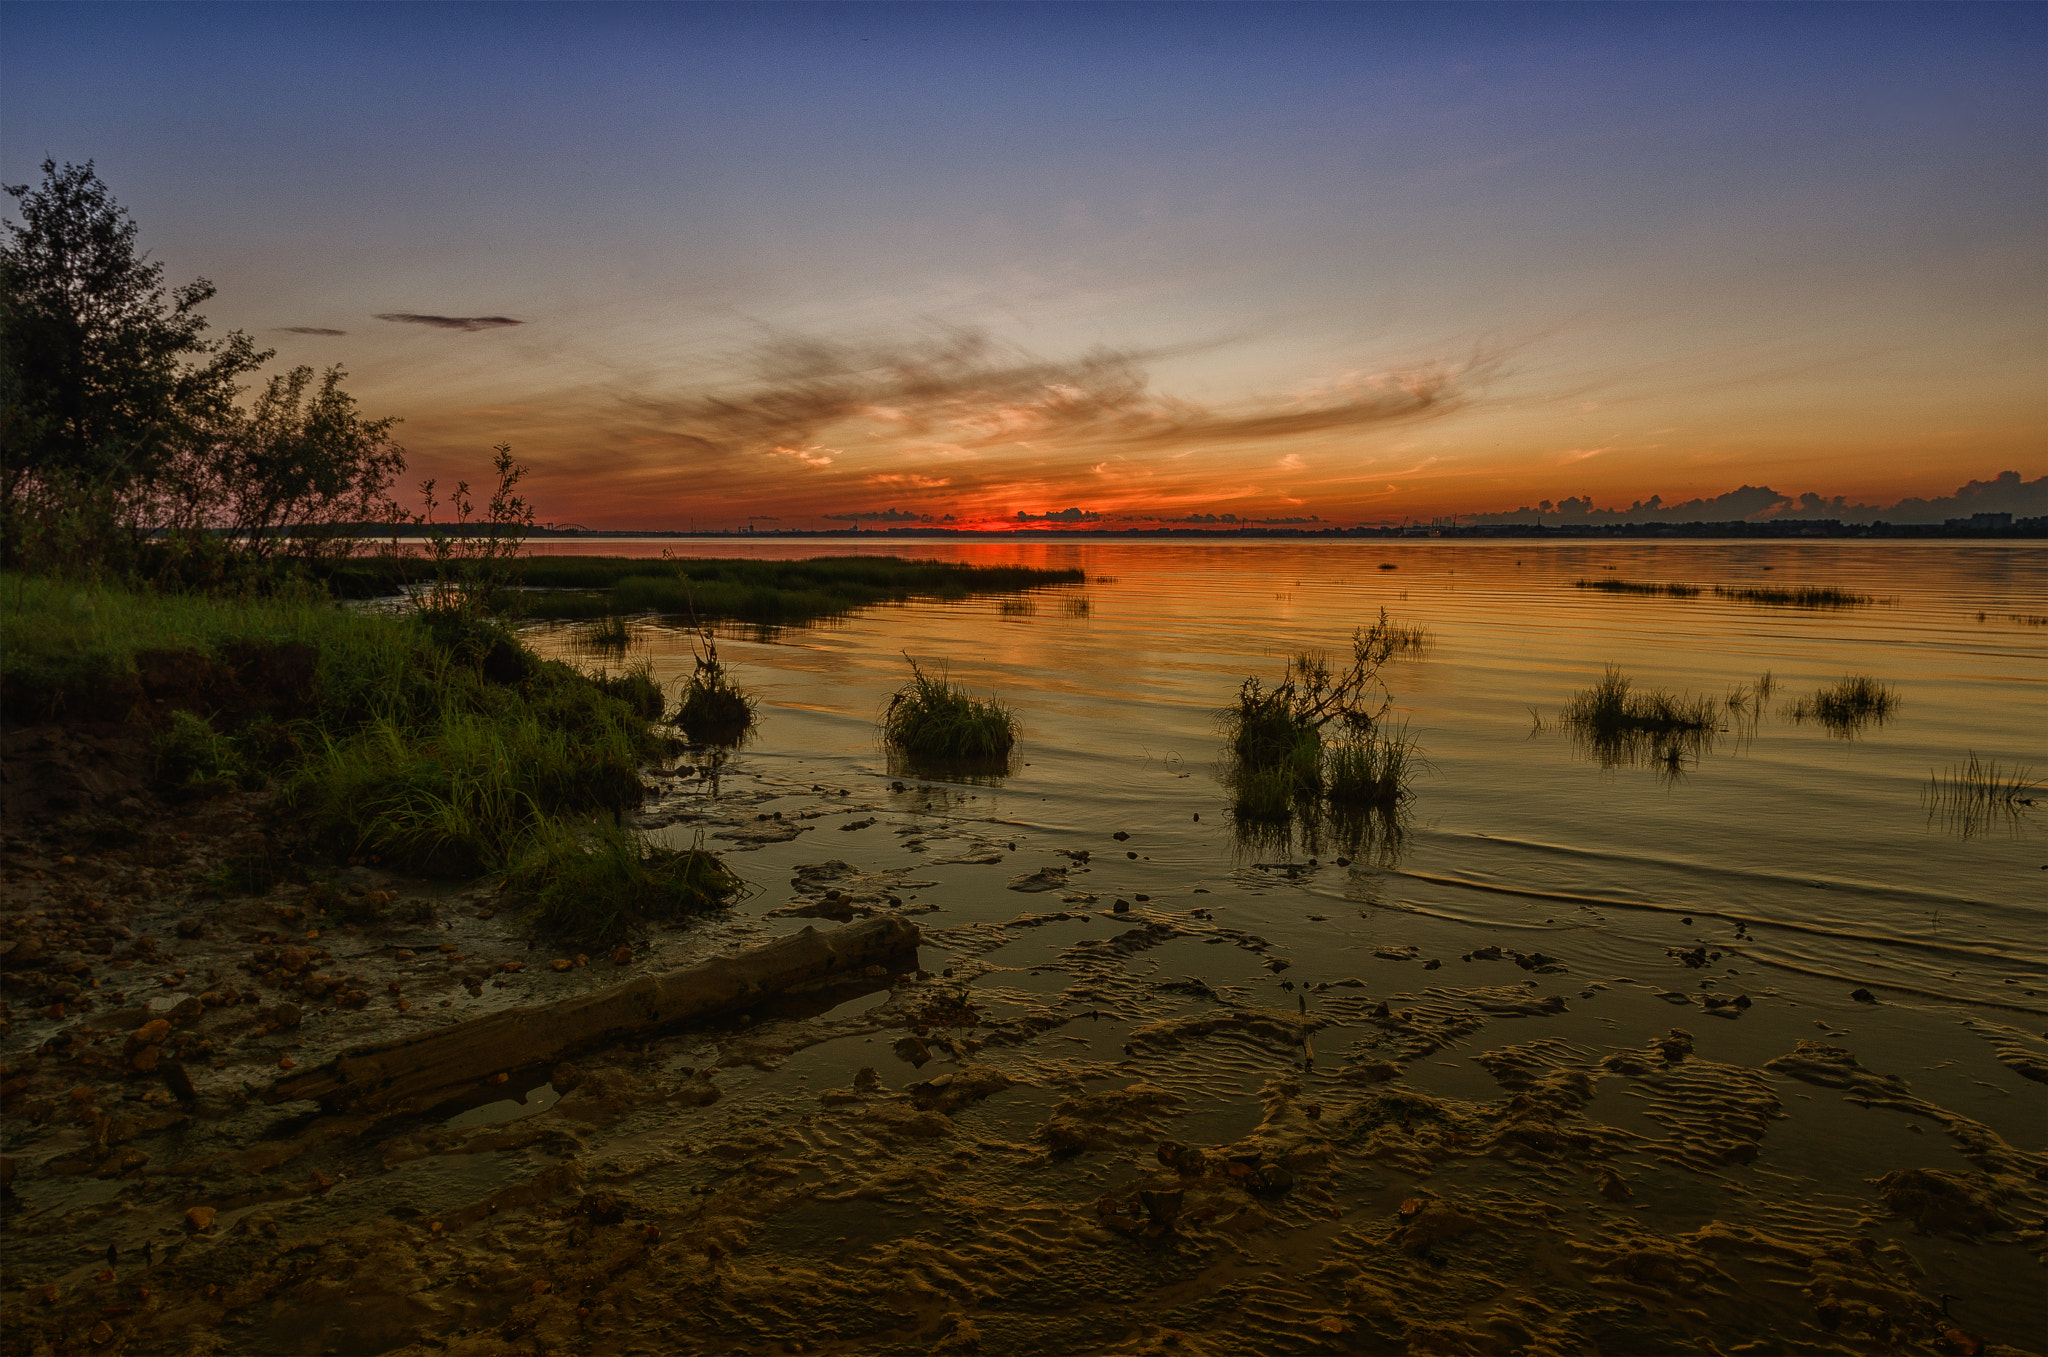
xmin=1 ymin=159 xmax=407 ymax=581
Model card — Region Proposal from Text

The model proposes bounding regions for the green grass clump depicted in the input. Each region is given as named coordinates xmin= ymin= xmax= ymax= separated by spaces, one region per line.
xmin=675 ymin=634 xmax=757 ymax=746
xmin=1791 ymin=675 xmax=1898 ymax=735
xmin=1230 ymin=764 xmax=1300 ymax=823
xmin=589 ymin=660 xmax=665 ymax=722
xmin=1573 ymin=578 xmax=1701 ymax=599
xmin=509 ymin=818 xmax=744 ymax=946
xmin=1563 ymin=667 xmax=1717 ymax=738
xmin=578 ymin=614 xmax=632 ymax=651
xmin=2 ymin=571 xmax=678 ymax=878
xmin=332 ymin=554 xmax=1085 ymax=628
xmin=1713 ymin=584 xmax=1874 ymax=608
xmin=881 ymin=658 xmax=1018 ymax=761
xmin=1324 ymin=723 xmax=1423 ymax=810
xmin=1559 ymin=666 xmax=1717 ymax=773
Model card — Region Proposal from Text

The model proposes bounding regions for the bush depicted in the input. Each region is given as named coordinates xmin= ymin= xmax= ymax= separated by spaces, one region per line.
xmin=674 ymin=633 xmax=756 ymax=745
xmin=591 ymin=659 xmax=665 ymax=722
xmin=881 ymin=658 xmax=1017 ymax=760
xmin=509 ymin=817 xmax=744 ymax=945
xmin=153 ymin=710 xmax=251 ymax=798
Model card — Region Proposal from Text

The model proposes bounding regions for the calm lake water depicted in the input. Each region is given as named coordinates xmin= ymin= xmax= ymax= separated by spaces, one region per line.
xmin=524 ymin=538 xmax=2046 ymax=1015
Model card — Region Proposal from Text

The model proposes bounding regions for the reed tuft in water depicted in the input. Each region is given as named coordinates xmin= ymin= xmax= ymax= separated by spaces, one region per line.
xmin=1713 ymin=584 xmax=1874 ymax=609
xmin=577 ymin=613 xmax=632 ymax=651
xmin=1791 ymin=675 xmax=1898 ymax=735
xmin=882 ymin=657 xmax=1018 ymax=760
xmin=1573 ymin=578 xmax=1700 ymax=599
xmin=674 ymin=631 xmax=756 ymax=745
xmin=1922 ymin=753 xmax=2040 ymax=840
xmin=1558 ymin=666 xmax=1717 ymax=774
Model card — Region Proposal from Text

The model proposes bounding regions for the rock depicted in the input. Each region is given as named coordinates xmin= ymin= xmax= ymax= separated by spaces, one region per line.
xmin=185 ymin=1205 xmax=217 ymax=1232
xmin=127 ymin=1018 xmax=172 ymax=1052
xmin=1007 ymin=867 xmax=1068 ymax=893
xmin=1112 ymin=832 xmax=1130 ymax=841
xmin=612 ymin=946 xmax=633 ymax=966
xmin=273 ymin=1002 xmax=302 ymax=1028
xmin=551 ymin=959 xmax=573 ymax=972
xmin=1850 ymin=987 xmax=1877 ymax=1004
xmin=893 ymin=1036 xmax=933 ymax=1067
xmin=1598 ymin=1169 xmax=1633 ymax=1201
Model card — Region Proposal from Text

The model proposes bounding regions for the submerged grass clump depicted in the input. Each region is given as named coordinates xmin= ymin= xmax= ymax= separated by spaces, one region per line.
xmin=1923 ymin=753 xmax=2041 ymax=840
xmin=1713 ymin=584 xmax=1875 ymax=609
xmin=1791 ymin=675 xmax=1898 ymax=735
xmin=674 ymin=633 xmax=756 ymax=746
xmin=1559 ymin=666 xmax=1717 ymax=774
xmin=509 ymin=818 xmax=744 ymax=946
xmin=1563 ymin=667 xmax=1718 ymax=738
xmin=1220 ymin=611 xmax=1426 ymax=823
xmin=882 ymin=657 xmax=1018 ymax=761
xmin=578 ymin=613 xmax=633 ymax=652
xmin=1573 ymin=578 xmax=1701 ymax=599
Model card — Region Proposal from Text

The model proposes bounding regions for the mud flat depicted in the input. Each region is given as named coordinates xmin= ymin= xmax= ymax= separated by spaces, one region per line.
xmin=3 ymin=732 xmax=2044 ymax=1357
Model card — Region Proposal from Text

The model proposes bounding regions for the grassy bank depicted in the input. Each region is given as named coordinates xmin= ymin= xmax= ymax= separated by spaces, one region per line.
xmin=1 ymin=572 xmax=734 ymax=938
xmin=323 ymin=554 xmax=1086 ymax=626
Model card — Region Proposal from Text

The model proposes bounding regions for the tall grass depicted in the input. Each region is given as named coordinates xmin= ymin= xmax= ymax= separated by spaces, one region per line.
xmin=1712 ymin=584 xmax=1875 ymax=609
xmin=1324 ymin=722 xmax=1424 ymax=809
xmin=337 ymin=554 xmax=1086 ymax=627
xmin=1573 ymin=579 xmax=1700 ymax=599
xmin=1791 ymin=675 xmax=1898 ymax=735
xmin=1560 ymin=666 xmax=1717 ymax=773
xmin=881 ymin=658 xmax=1018 ymax=761
xmin=577 ymin=613 xmax=632 ymax=652
xmin=674 ymin=632 xmax=756 ymax=746
xmin=1220 ymin=614 xmax=1427 ymax=822
xmin=1923 ymin=753 xmax=2041 ymax=840
xmin=508 ymin=818 xmax=743 ymax=945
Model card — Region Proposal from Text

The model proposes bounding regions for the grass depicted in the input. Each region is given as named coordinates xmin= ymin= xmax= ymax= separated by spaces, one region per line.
xmin=507 ymin=818 xmax=744 ymax=947
xmin=1560 ymin=666 xmax=1717 ymax=773
xmin=674 ymin=633 xmax=757 ymax=746
xmin=1221 ymin=616 xmax=1428 ymax=823
xmin=1791 ymin=675 xmax=1898 ymax=735
xmin=1324 ymin=723 xmax=1424 ymax=810
xmin=2 ymin=572 xmax=683 ymax=903
xmin=1712 ymin=584 xmax=1875 ymax=609
xmin=577 ymin=613 xmax=632 ymax=651
xmin=1923 ymin=753 xmax=2041 ymax=840
xmin=881 ymin=657 xmax=1018 ymax=761
xmin=1573 ymin=578 xmax=1701 ymax=599
xmin=330 ymin=554 xmax=1085 ymax=627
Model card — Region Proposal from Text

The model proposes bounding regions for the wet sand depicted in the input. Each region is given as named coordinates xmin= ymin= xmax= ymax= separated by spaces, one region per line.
xmin=3 ymin=746 xmax=2043 ymax=1356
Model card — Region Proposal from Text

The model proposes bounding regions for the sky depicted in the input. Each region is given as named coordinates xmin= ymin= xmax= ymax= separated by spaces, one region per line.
xmin=3 ymin=2 xmax=2043 ymax=529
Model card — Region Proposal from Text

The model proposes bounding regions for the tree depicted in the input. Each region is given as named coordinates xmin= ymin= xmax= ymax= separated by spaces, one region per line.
xmin=1 ymin=159 xmax=267 ymax=510
xmin=166 ymin=364 xmax=406 ymax=561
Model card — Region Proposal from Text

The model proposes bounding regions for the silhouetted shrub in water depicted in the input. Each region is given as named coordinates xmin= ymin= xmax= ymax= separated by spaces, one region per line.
xmin=510 ymin=818 xmax=743 ymax=946
xmin=675 ymin=632 xmax=756 ymax=745
xmin=1792 ymin=675 xmax=1897 ymax=736
xmin=590 ymin=659 xmax=664 ymax=722
xmin=997 ymin=597 xmax=1036 ymax=616
xmin=1325 ymin=722 xmax=1424 ymax=810
xmin=579 ymin=613 xmax=632 ymax=651
xmin=1713 ymin=584 xmax=1874 ymax=608
xmin=1559 ymin=666 xmax=1717 ymax=774
xmin=882 ymin=657 xmax=1018 ymax=760
xmin=1222 ymin=610 xmax=1426 ymax=820
xmin=1573 ymin=578 xmax=1700 ymax=599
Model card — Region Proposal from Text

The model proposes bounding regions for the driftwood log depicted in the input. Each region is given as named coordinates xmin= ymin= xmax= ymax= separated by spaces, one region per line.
xmin=267 ymin=915 xmax=920 ymax=1110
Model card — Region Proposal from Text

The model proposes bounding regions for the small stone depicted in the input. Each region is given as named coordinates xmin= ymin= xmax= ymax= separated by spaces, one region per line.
xmin=1112 ymin=831 xmax=1130 ymax=841
xmin=1850 ymin=987 xmax=1877 ymax=1003
xmin=551 ymin=959 xmax=573 ymax=972
xmin=612 ymin=946 xmax=633 ymax=966
xmin=185 ymin=1205 xmax=217 ymax=1232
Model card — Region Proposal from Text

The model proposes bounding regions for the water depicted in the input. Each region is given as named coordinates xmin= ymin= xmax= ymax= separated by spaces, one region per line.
xmin=527 ymin=538 xmax=2047 ymax=1014
xmin=505 ymin=536 xmax=2047 ymax=1350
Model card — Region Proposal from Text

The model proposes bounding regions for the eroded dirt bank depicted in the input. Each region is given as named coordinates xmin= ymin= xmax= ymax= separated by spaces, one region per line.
xmin=3 ymin=730 xmax=2045 ymax=1356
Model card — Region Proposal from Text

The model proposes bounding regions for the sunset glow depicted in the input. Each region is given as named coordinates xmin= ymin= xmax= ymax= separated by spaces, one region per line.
xmin=5 ymin=3 xmax=2041 ymax=528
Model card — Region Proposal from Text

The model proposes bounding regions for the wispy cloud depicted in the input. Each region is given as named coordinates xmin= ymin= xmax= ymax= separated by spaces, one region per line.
xmin=374 ymin=313 xmax=524 ymax=332
xmin=276 ymin=326 xmax=347 ymax=335
xmin=603 ymin=325 xmax=1486 ymax=464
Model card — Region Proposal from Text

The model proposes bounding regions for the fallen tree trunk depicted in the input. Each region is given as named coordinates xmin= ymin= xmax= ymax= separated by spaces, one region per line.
xmin=268 ymin=915 xmax=921 ymax=1110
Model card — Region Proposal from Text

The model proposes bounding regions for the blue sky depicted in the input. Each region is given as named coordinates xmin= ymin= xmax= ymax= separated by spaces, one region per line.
xmin=5 ymin=2 xmax=2042 ymax=526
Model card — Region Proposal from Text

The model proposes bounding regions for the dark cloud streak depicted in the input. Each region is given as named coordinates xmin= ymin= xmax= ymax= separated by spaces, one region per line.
xmin=374 ymin=313 xmax=523 ymax=332
xmin=277 ymin=326 xmax=347 ymax=335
